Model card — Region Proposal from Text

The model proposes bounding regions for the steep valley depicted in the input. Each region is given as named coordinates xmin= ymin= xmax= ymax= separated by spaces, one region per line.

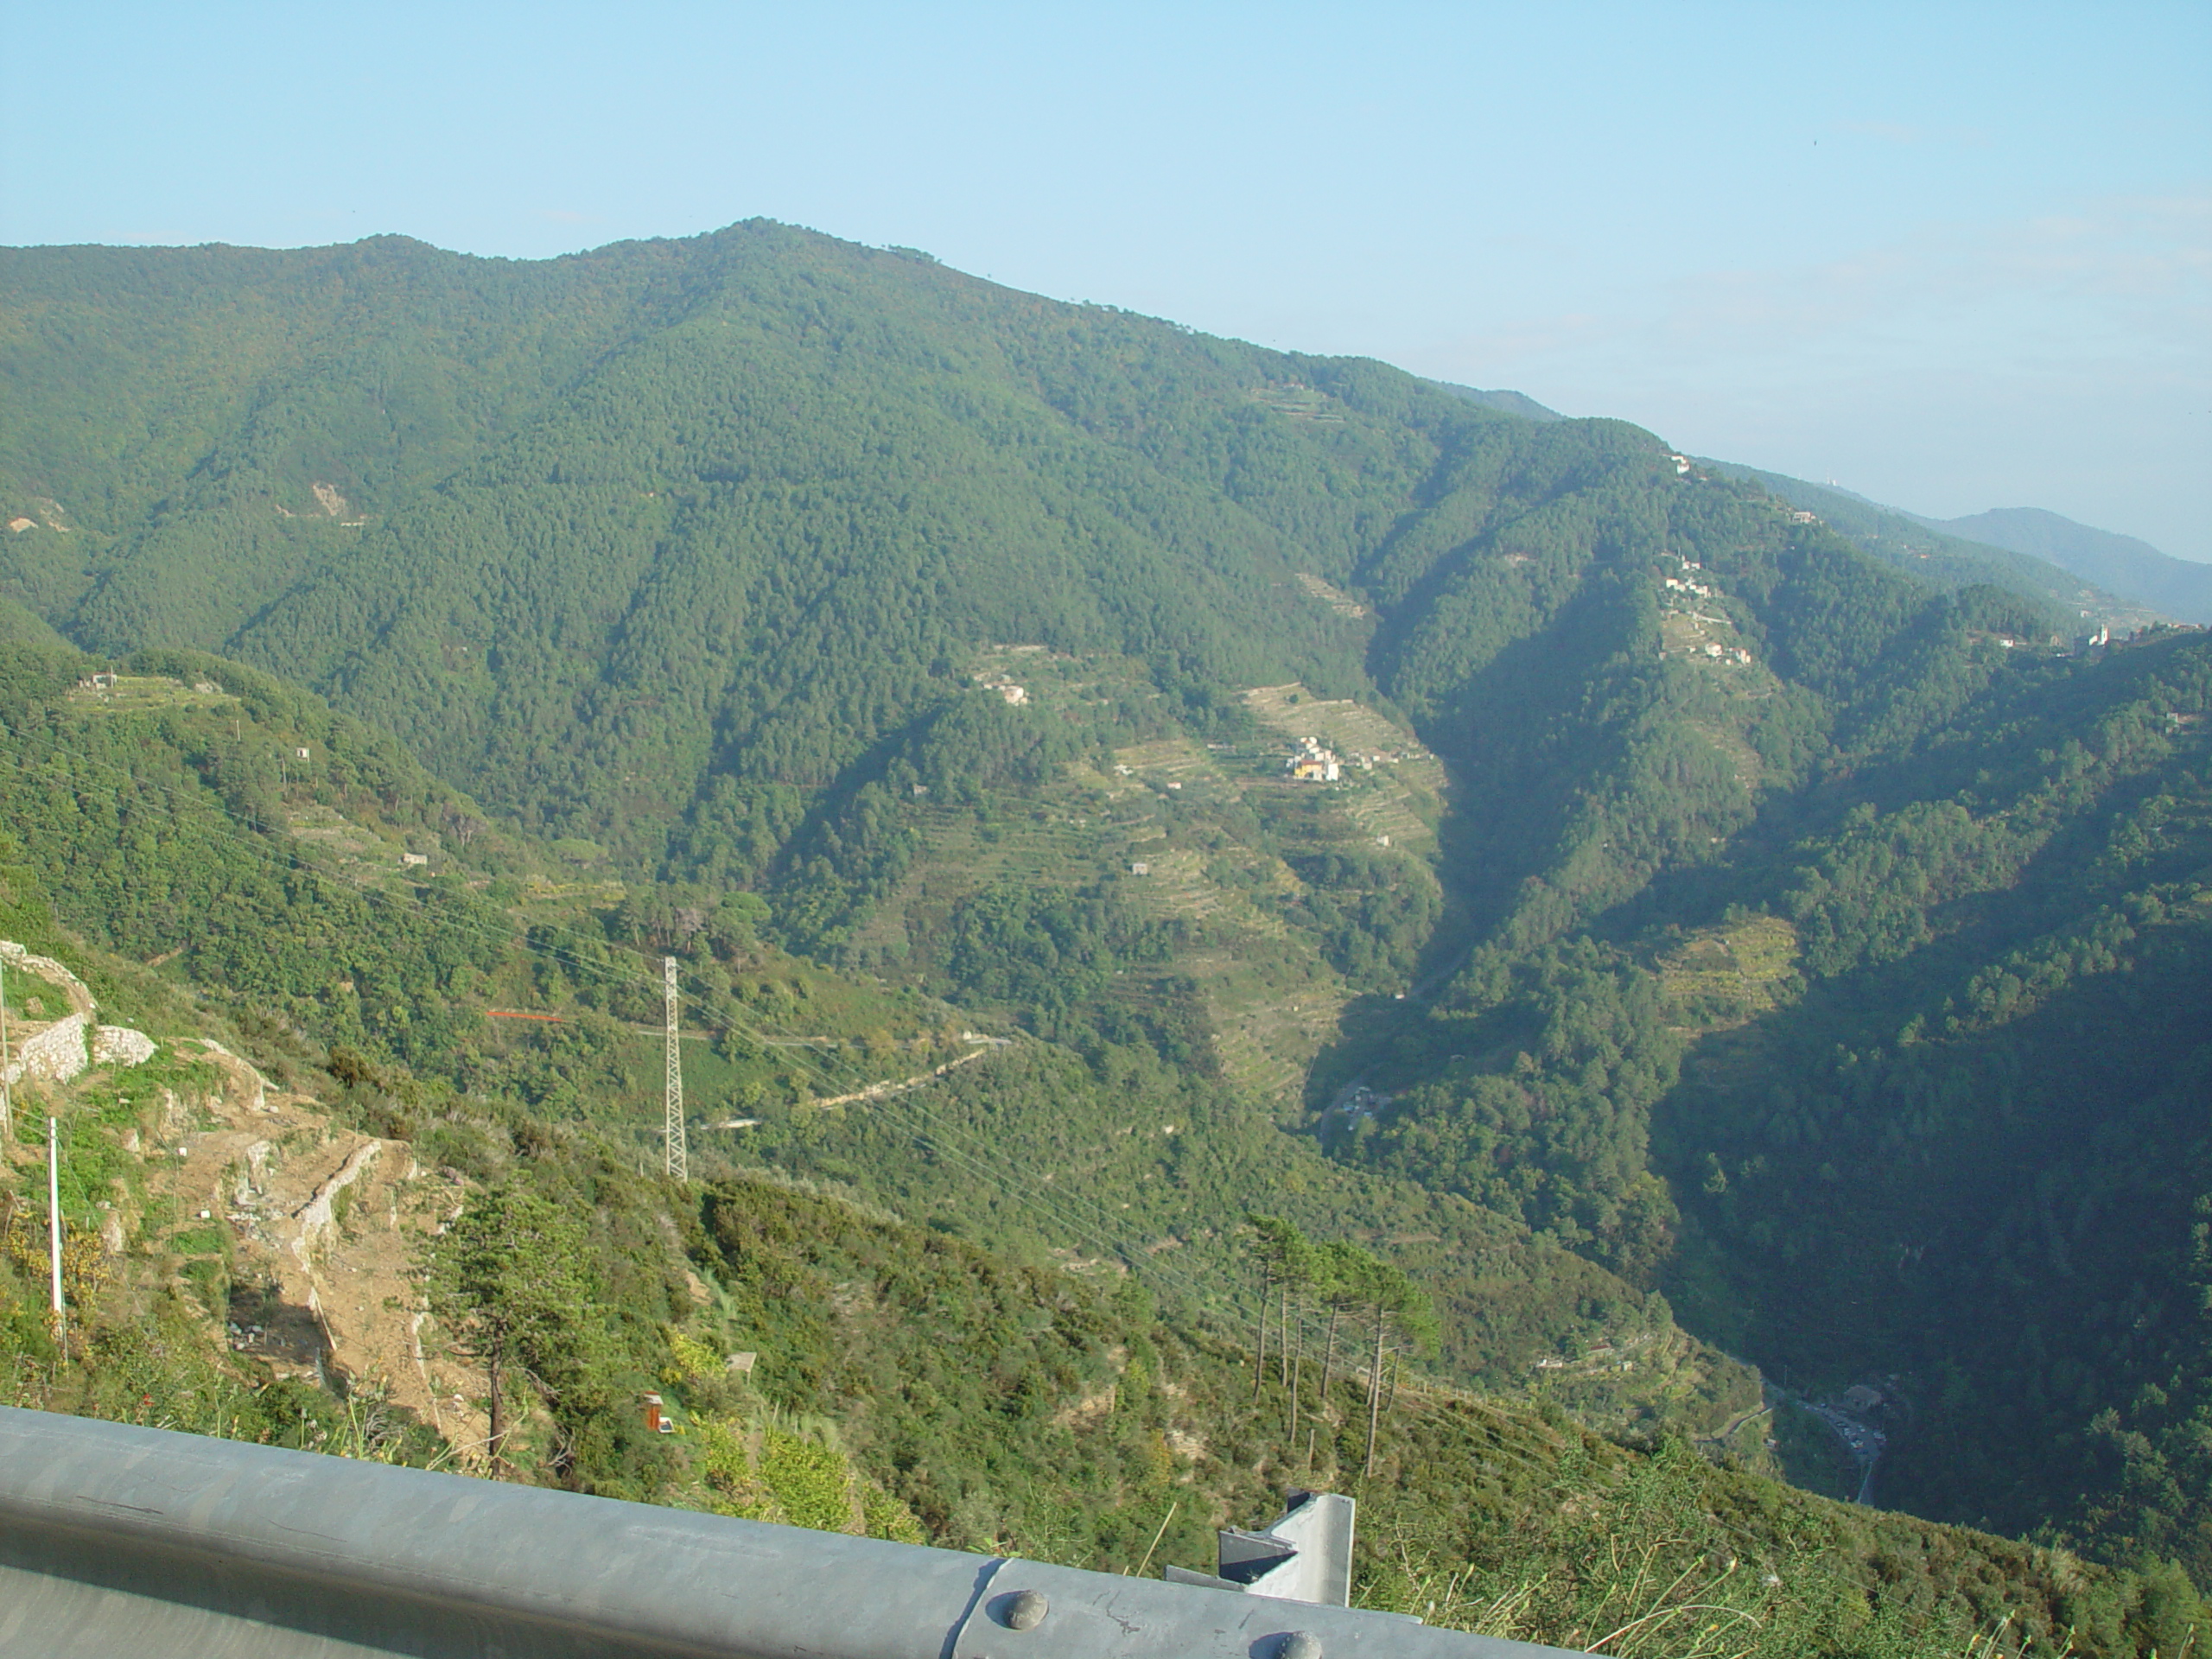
xmin=2 ymin=226 xmax=2209 ymax=1652
xmin=1 ymin=902 xmax=2202 ymax=1656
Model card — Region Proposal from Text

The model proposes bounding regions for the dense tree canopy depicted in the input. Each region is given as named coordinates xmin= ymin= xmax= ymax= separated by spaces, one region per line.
xmin=2 ymin=227 xmax=2207 ymax=1604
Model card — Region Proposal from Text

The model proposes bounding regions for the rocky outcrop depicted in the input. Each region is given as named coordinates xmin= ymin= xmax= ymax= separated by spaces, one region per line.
xmin=92 ymin=1027 xmax=157 ymax=1067
xmin=196 ymin=1040 xmax=269 ymax=1114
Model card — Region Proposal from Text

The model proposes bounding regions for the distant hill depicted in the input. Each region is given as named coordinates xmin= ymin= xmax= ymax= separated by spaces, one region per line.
xmin=1427 ymin=380 xmax=1567 ymax=422
xmin=1700 ymin=461 xmax=2165 ymax=633
xmin=1933 ymin=506 xmax=2212 ymax=625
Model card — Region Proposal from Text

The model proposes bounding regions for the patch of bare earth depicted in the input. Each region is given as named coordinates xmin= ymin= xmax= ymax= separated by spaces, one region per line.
xmin=148 ymin=1043 xmax=489 ymax=1460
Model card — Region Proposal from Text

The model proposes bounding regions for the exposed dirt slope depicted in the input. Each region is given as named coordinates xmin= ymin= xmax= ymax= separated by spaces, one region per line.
xmin=140 ymin=1041 xmax=490 ymax=1457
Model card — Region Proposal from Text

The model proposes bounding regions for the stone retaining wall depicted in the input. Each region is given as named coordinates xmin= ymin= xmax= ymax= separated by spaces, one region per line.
xmin=3 ymin=1011 xmax=88 ymax=1088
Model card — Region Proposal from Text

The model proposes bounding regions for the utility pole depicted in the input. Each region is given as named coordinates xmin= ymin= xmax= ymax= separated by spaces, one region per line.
xmin=48 ymin=1116 xmax=65 ymax=1338
xmin=664 ymin=957 xmax=687 ymax=1184
xmin=1 ymin=955 xmax=12 ymax=1143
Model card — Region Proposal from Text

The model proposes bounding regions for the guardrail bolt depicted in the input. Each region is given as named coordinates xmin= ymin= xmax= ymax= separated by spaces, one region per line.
xmin=1275 ymin=1633 xmax=1323 ymax=1659
xmin=1003 ymin=1589 xmax=1049 ymax=1631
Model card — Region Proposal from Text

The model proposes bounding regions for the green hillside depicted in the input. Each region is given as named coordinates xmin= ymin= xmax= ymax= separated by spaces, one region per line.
xmin=0 ymin=226 xmax=1872 ymax=912
xmin=0 ymin=639 xmax=1745 ymax=1437
xmin=3 ymin=227 xmax=2209 ymax=1617
xmin=0 ymin=908 xmax=2201 ymax=1656
xmin=1427 ymin=380 xmax=1567 ymax=422
xmin=1346 ymin=619 xmax=2212 ymax=1578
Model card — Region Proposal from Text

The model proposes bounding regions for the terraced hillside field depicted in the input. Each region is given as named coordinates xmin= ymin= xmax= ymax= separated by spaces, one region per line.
xmin=838 ymin=654 xmax=1453 ymax=1104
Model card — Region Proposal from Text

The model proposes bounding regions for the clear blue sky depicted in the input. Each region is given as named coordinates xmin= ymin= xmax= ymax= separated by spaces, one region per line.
xmin=6 ymin=1 xmax=2207 ymax=558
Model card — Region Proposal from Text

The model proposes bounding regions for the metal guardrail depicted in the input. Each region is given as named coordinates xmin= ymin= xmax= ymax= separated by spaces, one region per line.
xmin=0 ymin=1406 xmax=1585 ymax=1657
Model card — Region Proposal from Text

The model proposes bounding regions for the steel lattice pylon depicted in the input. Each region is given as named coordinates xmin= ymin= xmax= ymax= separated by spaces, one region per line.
xmin=1 ymin=956 xmax=12 ymax=1145
xmin=664 ymin=956 xmax=687 ymax=1183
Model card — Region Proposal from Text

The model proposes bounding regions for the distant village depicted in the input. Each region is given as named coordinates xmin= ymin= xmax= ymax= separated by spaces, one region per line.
xmin=1283 ymin=733 xmax=1418 ymax=783
xmin=1287 ymin=734 xmax=1341 ymax=782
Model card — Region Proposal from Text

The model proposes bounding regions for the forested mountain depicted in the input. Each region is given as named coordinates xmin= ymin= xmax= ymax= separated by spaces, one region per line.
xmin=1362 ymin=620 xmax=2212 ymax=1572
xmin=3 ymin=225 xmax=2209 ymax=1623
xmin=1935 ymin=509 xmax=2212 ymax=626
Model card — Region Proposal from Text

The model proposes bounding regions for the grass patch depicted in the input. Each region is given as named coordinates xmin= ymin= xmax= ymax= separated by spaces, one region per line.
xmin=1658 ymin=916 xmax=1801 ymax=1028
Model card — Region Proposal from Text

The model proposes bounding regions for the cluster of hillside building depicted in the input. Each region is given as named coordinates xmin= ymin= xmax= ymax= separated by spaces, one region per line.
xmin=1287 ymin=735 xmax=1342 ymax=782
xmin=1281 ymin=733 xmax=1421 ymax=782
xmin=1653 ymin=558 xmax=1761 ymax=668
